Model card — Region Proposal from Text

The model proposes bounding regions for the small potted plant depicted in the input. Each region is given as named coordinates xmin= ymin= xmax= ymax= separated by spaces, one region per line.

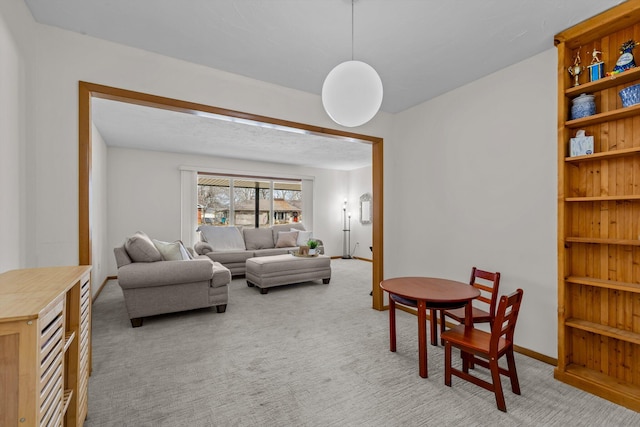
xmin=307 ymin=239 xmax=319 ymax=255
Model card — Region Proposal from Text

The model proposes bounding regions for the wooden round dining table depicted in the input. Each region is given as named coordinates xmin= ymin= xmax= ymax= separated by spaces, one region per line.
xmin=379 ymin=277 xmax=480 ymax=378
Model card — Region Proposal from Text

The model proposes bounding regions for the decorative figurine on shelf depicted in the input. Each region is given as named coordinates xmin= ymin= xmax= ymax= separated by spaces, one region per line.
xmin=568 ymin=50 xmax=583 ymax=87
xmin=588 ymin=48 xmax=605 ymax=82
xmin=611 ymin=39 xmax=640 ymax=74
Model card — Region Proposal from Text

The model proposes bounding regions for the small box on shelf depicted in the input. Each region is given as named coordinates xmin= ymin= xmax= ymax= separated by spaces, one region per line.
xmin=569 ymin=129 xmax=594 ymax=157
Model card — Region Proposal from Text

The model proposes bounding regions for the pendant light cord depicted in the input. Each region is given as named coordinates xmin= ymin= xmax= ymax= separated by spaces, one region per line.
xmin=351 ymin=0 xmax=354 ymax=61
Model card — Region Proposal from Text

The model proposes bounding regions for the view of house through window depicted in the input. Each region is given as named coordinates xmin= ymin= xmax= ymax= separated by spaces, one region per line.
xmin=197 ymin=175 xmax=302 ymax=229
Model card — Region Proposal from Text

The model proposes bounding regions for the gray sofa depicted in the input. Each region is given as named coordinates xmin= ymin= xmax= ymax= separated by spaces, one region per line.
xmin=194 ymin=223 xmax=323 ymax=276
xmin=114 ymin=231 xmax=231 ymax=327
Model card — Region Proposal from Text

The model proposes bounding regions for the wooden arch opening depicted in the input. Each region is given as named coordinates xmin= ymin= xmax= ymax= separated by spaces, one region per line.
xmin=78 ymin=81 xmax=385 ymax=309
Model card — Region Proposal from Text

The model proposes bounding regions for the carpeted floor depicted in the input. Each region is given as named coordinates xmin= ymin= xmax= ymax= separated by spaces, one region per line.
xmin=86 ymin=259 xmax=640 ymax=426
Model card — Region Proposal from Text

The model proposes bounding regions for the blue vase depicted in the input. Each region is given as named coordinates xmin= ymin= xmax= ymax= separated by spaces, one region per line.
xmin=571 ymin=94 xmax=595 ymax=120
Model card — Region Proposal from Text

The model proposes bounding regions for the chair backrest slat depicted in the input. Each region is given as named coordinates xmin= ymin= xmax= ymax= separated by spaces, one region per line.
xmin=469 ymin=267 xmax=501 ymax=317
xmin=477 ymin=295 xmax=492 ymax=305
xmin=490 ymin=289 xmax=524 ymax=349
xmin=474 ymin=283 xmax=493 ymax=293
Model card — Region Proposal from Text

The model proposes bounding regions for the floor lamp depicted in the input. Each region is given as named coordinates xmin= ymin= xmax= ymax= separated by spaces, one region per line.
xmin=342 ymin=200 xmax=352 ymax=259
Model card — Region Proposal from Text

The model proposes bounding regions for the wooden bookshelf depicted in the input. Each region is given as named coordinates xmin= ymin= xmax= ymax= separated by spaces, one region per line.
xmin=555 ymin=0 xmax=640 ymax=412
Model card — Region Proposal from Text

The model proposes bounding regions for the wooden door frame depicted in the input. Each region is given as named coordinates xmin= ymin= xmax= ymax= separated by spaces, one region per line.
xmin=78 ymin=81 xmax=385 ymax=309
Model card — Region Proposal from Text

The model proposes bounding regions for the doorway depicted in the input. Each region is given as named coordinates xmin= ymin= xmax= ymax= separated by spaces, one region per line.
xmin=78 ymin=81 xmax=385 ymax=309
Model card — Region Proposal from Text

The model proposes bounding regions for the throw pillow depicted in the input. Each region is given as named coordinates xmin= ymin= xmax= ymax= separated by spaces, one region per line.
xmin=292 ymin=229 xmax=313 ymax=246
xmin=197 ymin=225 xmax=246 ymax=251
xmin=152 ymin=239 xmax=191 ymax=261
xmin=275 ymin=230 xmax=299 ymax=248
xmin=243 ymin=228 xmax=276 ymax=250
xmin=125 ymin=231 xmax=163 ymax=263
xmin=178 ymin=241 xmax=194 ymax=260
xmin=272 ymin=223 xmax=305 ymax=245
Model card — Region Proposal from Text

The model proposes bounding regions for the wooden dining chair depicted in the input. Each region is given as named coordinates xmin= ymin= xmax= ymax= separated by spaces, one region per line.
xmin=441 ymin=289 xmax=524 ymax=412
xmin=439 ymin=267 xmax=500 ymax=344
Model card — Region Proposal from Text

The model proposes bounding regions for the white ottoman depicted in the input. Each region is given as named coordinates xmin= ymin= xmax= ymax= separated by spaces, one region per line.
xmin=246 ymin=254 xmax=331 ymax=294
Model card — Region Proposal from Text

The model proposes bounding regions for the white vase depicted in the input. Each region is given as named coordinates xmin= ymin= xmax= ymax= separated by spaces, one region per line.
xmin=309 ymin=248 xmax=316 ymax=255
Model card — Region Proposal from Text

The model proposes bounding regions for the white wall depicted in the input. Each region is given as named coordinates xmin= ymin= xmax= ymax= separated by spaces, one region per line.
xmin=348 ymin=165 xmax=373 ymax=259
xmin=91 ymin=124 xmax=109 ymax=296
xmin=0 ymin=0 xmax=33 ymax=272
xmin=107 ymin=147 xmax=350 ymax=275
xmin=390 ymin=48 xmax=558 ymax=356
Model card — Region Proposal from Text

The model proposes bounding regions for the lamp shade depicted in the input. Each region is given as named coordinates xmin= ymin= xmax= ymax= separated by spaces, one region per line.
xmin=322 ymin=60 xmax=383 ymax=127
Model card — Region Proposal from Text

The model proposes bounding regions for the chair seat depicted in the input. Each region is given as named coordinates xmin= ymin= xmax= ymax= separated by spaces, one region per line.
xmin=441 ymin=324 xmax=510 ymax=354
xmin=390 ymin=294 xmax=417 ymax=307
xmin=444 ymin=306 xmax=492 ymax=323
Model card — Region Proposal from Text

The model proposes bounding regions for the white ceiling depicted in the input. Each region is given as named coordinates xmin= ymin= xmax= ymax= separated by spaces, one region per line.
xmin=91 ymin=98 xmax=374 ymax=170
xmin=25 ymin=0 xmax=624 ymax=170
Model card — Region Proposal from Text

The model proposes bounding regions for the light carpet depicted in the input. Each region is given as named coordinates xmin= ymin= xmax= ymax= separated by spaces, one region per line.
xmin=86 ymin=259 xmax=640 ymax=426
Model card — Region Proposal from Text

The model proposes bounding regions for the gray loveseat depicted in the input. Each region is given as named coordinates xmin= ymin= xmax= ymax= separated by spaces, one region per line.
xmin=114 ymin=231 xmax=231 ymax=327
xmin=194 ymin=223 xmax=323 ymax=276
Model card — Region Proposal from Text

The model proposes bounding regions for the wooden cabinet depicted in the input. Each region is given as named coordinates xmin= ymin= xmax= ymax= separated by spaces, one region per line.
xmin=0 ymin=266 xmax=92 ymax=427
xmin=555 ymin=1 xmax=640 ymax=412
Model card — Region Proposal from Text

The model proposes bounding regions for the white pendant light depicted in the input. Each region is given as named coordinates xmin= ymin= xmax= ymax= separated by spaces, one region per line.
xmin=322 ymin=0 xmax=383 ymax=127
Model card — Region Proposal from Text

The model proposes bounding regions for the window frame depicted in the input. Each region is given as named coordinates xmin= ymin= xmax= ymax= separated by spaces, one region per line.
xmin=180 ymin=166 xmax=314 ymax=247
xmin=197 ymin=174 xmax=303 ymax=228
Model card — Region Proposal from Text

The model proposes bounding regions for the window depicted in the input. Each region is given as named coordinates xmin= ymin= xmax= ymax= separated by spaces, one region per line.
xmin=198 ymin=176 xmax=230 ymax=225
xmin=197 ymin=175 xmax=302 ymax=228
xmin=273 ymin=181 xmax=302 ymax=225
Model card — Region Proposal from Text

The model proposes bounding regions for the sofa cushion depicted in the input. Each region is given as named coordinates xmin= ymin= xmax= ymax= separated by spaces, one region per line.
xmin=292 ymin=229 xmax=313 ymax=246
xmin=153 ymin=239 xmax=191 ymax=261
xmin=125 ymin=231 xmax=163 ymax=263
xmin=198 ymin=226 xmax=246 ymax=251
xmin=272 ymin=223 xmax=305 ymax=245
xmin=275 ymin=230 xmax=298 ymax=248
xmin=243 ymin=228 xmax=276 ymax=250
xmin=205 ymin=250 xmax=254 ymax=265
